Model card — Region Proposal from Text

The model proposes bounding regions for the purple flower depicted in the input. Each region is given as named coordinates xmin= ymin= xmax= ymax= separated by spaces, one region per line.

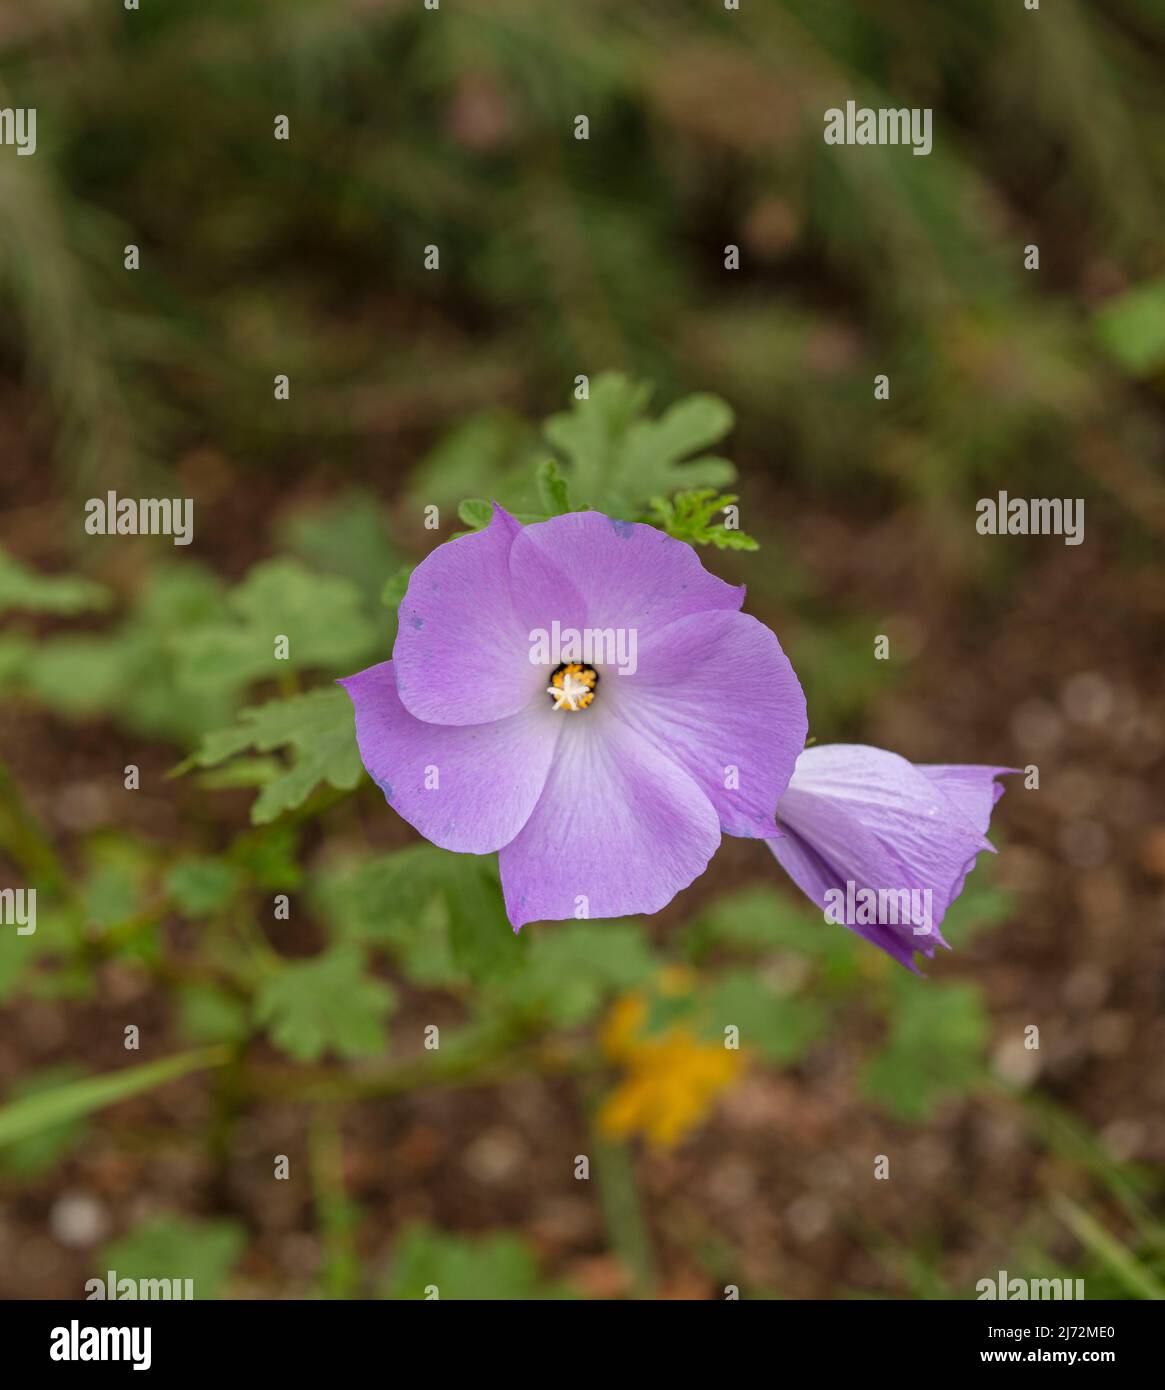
xmin=766 ymin=744 xmax=1013 ymax=968
xmin=341 ymin=505 xmax=807 ymax=928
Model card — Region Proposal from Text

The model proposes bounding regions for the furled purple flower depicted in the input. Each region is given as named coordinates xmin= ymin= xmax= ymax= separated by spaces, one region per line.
xmin=341 ymin=505 xmax=807 ymax=928
xmin=766 ymin=744 xmax=1013 ymax=968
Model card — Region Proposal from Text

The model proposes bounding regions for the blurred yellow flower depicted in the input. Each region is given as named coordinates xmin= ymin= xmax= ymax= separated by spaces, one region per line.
xmin=598 ymin=987 xmax=743 ymax=1149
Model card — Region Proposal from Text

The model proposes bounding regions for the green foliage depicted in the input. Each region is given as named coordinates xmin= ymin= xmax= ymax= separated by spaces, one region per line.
xmin=0 ymin=1065 xmax=90 ymax=1176
xmin=456 ymin=497 xmax=495 ymax=530
xmin=176 ymin=984 xmax=251 ymax=1047
xmin=380 ymin=1224 xmax=575 ymax=1300
xmin=407 ymin=410 xmax=538 ymax=516
xmin=1095 ymin=276 xmax=1165 ymax=377
xmin=79 ymin=837 xmax=155 ymax=937
xmin=188 ymin=687 xmax=363 ymax=824
xmin=316 ymin=846 xmax=523 ymax=984
xmin=649 ymin=490 xmax=758 ymax=550
xmin=700 ymin=969 xmax=830 ymax=1064
xmin=0 ymin=1049 xmax=230 ymax=1149
xmin=863 ymin=978 xmax=989 ymax=1120
xmin=788 ymin=617 xmax=903 ymax=734
xmin=500 ymin=921 xmax=658 ymax=1027
xmin=176 ymin=558 xmax=378 ymax=692
xmin=98 ymin=1216 xmax=246 ymax=1300
xmin=936 ymin=868 xmax=1014 ymax=944
xmin=536 ymin=458 xmax=572 ymax=516
xmin=0 ymin=547 xmax=110 ymax=616
xmin=253 ymin=947 xmax=395 ymax=1062
xmin=165 ymin=857 xmax=243 ymax=917
xmin=544 ymin=374 xmax=736 ymax=517
xmin=1052 ymin=1194 xmax=1165 ymax=1302
xmin=0 ymin=555 xmax=358 ymax=746
xmin=682 ymin=884 xmax=857 ymax=980
xmin=276 ymin=488 xmax=401 ymax=608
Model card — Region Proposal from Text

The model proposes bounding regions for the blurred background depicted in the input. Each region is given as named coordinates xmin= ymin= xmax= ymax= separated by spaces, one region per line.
xmin=0 ymin=0 xmax=1163 ymax=1299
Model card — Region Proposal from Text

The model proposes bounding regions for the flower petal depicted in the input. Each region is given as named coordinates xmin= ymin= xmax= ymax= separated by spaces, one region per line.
xmin=340 ymin=661 xmax=560 ymax=853
xmin=392 ymin=503 xmax=541 ymax=726
xmin=508 ymin=510 xmax=744 ymax=637
xmin=918 ymin=762 xmax=1017 ymax=906
xmin=607 ymin=609 xmax=806 ymax=837
xmin=766 ymin=744 xmax=1012 ymax=967
xmin=499 ymin=704 xmax=720 ymax=928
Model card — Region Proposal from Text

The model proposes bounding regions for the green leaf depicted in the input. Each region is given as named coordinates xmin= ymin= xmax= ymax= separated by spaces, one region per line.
xmin=176 ymin=558 xmax=378 ymax=693
xmin=176 ymin=984 xmax=251 ymax=1046
xmin=381 ymin=1224 xmax=576 ymax=1300
xmin=98 ymin=1215 xmax=245 ymax=1300
xmin=315 ymin=847 xmax=520 ymax=985
xmin=194 ymin=755 xmax=283 ymax=790
xmin=649 ymin=490 xmax=758 ymax=549
xmin=188 ymin=687 xmax=363 ymax=824
xmin=408 ymin=409 xmax=538 ymax=514
xmin=24 ymin=636 xmax=135 ymax=716
xmin=277 ymin=488 xmax=400 ymax=607
xmin=457 ymin=497 xmax=494 ymax=529
xmin=381 ymin=563 xmax=414 ymax=611
xmin=79 ymin=837 xmax=156 ymax=938
xmin=165 ymin=857 xmax=242 ymax=916
xmin=1051 ymin=1195 xmax=1165 ymax=1302
xmin=502 ymin=921 xmax=657 ymax=1026
xmin=229 ymin=824 xmax=305 ymax=891
xmin=1095 ymin=276 xmax=1165 ymax=377
xmin=253 ymin=946 xmax=395 ymax=1062
xmin=683 ymin=885 xmax=853 ymax=970
xmin=544 ymin=374 xmax=736 ymax=515
xmin=0 ymin=547 xmax=111 ymax=616
xmin=315 ymin=850 xmax=459 ymax=986
xmin=701 ymin=969 xmax=829 ymax=1064
xmin=535 ymin=458 xmax=572 ymax=515
xmin=0 ymin=1065 xmax=90 ymax=1176
xmin=0 ymin=634 xmax=32 ymax=684
xmin=863 ymin=979 xmax=988 ymax=1120
xmin=0 ymin=1048 xmax=230 ymax=1148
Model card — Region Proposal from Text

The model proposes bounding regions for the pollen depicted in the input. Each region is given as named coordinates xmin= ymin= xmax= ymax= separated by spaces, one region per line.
xmin=547 ymin=662 xmax=599 ymax=711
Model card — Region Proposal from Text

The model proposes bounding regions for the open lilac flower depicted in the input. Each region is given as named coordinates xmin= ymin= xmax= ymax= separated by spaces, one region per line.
xmin=765 ymin=744 xmax=1013 ymax=968
xmin=341 ymin=505 xmax=807 ymax=928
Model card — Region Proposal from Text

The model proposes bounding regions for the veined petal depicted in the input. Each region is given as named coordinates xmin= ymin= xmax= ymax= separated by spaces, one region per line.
xmin=766 ymin=744 xmax=1012 ymax=967
xmin=340 ymin=661 xmax=559 ymax=854
xmin=499 ymin=704 xmax=721 ymax=928
xmin=508 ymin=510 xmax=744 ymax=639
xmin=392 ymin=503 xmax=541 ymax=726
xmin=608 ymin=609 xmax=806 ymax=837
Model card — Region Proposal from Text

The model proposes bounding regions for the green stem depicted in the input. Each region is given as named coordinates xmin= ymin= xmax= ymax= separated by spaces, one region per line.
xmin=1052 ymin=1194 xmax=1165 ymax=1301
xmin=244 ymin=1034 xmax=599 ymax=1104
xmin=585 ymin=1091 xmax=656 ymax=1298
xmin=0 ymin=756 xmax=68 ymax=892
xmin=309 ymin=1105 xmax=360 ymax=1299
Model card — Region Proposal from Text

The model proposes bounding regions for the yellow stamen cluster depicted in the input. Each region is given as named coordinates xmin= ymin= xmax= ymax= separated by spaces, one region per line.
xmin=547 ymin=662 xmax=598 ymax=712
